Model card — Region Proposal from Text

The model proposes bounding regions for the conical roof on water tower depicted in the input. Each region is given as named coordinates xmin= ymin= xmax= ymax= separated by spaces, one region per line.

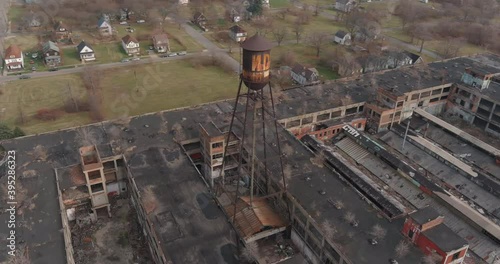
xmin=240 ymin=34 xmax=275 ymax=90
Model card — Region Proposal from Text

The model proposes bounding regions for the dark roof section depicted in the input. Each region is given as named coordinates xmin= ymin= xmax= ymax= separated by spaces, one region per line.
xmin=122 ymin=34 xmax=138 ymax=44
xmin=229 ymin=25 xmax=246 ymax=33
xmin=53 ymin=20 xmax=68 ymax=31
xmin=409 ymin=207 xmax=442 ymax=225
xmin=128 ymin=147 xmax=238 ymax=263
xmin=335 ymin=30 xmax=348 ymax=38
xmin=152 ymin=33 xmax=169 ymax=44
xmin=97 ymin=17 xmax=108 ymax=27
xmin=193 ymin=11 xmax=205 ymax=20
xmin=240 ymin=34 xmax=274 ymax=51
xmin=422 ymin=224 xmax=468 ymax=253
xmin=76 ymin=41 xmax=93 ymax=54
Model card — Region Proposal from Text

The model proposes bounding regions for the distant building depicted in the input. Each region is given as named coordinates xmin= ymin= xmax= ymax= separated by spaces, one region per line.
xmin=53 ymin=21 xmax=71 ymax=41
xmin=121 ymin=35 xmax=140 ymax=55
xmin=193 ymin=12 xmax=208 ymax=31
xmin=402 ymin=207 xmax=469 ymax=264
xmin=76 ymin=41 xmax=95 ymax=62
xmin=97 ymin=17 xmax=113 ymax=37
xmin=230 ymin=8 xmax=241 ymax=23
xmin=42 ymin=41 xmax=61 ymax=67
xmin=152 ymin=33 xmax=170 ymax=53
xmin=291 ymin=63 xmax=319 ymax=85
xmin=334 ymin=30 xmax=351 ymax=45
xmin=179 ymin=0 xmax=189 ymax=4
xmin=4 ymin=45 xmax=24 ymax=71
xmin=229 ymin=25 xmax=247 ymax=42
xmin=335 ymin=0 xmax=356 ymax=12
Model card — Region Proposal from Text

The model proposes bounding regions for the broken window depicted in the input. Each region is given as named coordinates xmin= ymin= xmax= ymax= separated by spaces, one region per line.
xmin=317 ymin=113 xmax=330 ymax=121
xmin=212 ymin=142 xmax=223 ymax=149
xmin=411 ymin=94 xmax=419 ymax=100
xmin=212 ymin=153 xmax=223 ymax=159
xmin=91 ymin=183 xmax=104 ymax=193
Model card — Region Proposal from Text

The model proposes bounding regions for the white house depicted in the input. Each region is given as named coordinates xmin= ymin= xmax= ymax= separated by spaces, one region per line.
xmin=121 ymin=35 xmax=140 ymax=55
xmin=77 ymin=41 xmax=95 ymax=62
xmin=291 ymin=63 xmax=319 ymax=85
xmin=4 ymin=45 xmax=24 ymax=71
xmin=229 ymin=25 xmax=247 ymax=42
xmin=97 ymin=17 xmax=113 ymax=36
xmin=179 ymin=0 xmax=189 ymax=4
xmin=335 ymin=0 xmax=356 ymax=12
xmin=230 ymin=8 xmax=241 ymax=23
xmin=334 ymin=30 xmax=351 ymax=45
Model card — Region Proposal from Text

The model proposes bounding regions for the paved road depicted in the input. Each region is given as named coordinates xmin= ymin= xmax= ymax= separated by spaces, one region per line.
xmin=181 ymin=22 xmax=240 ymax=73
xmin=0 ymin=53 xmax=205 ymax=84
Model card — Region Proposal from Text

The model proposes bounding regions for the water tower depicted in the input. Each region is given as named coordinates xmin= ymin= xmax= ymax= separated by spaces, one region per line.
xmin=217 ymin=34 xmax=289 ymax=245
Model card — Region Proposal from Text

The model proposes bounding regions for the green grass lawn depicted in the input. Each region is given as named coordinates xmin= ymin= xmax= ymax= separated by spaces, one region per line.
xmin=7 ymin=6 xmax=26 ymax=21
xmin=93 ymin=42 xmax=128 ymax=63
xmin=4 ymin=35 xmax=40 ymax=51
xmin=270 ymin=0 xmax=291 ymax=8
xmin=61 ymin=47 xmax=82 ymax=65
xmin=0 ymin=60 xmax=239 ymax=134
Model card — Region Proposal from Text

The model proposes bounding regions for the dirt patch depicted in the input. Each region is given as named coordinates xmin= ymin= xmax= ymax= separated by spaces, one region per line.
xmin=72 ymin=197 xmax=152 ymax=264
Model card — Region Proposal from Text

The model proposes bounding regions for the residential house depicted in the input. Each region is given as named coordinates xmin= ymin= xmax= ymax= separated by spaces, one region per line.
xmin=193 ymin=12 xmax=208 ymax=31
xmin=4 ymin=45 xmax=24 ymax=71
xmin=53 ymin=21 xmax=71 ymax=41
xmin=26 ymin=14 xmax=41 ymax=28
xmin=97 ymin=17 xmax=113 ymax=37
xmin=43 ymin=41 xmax=61 ymax=67
xmin=291 ymin=63 xmax=320 ymax=85
xmin=402 ymin=207 xmax=469 ymax=264
xmin=77 ymin=41 xmax=95 ymax=62
xmin=152 ymin=34 xmax=170 ymax=53
xmin=230 ymin=8 xmax=241 ymax=23
xmin=335 ymin=0 xmax=356 ymax=12
xmin=121 ymin=35 xmax=140 ymax=56
xmin=404 ymin=51 xmax=424 ymax=65
xmin=229 ymin=25 xmax=247 ymax=42
xmin=334 ymin=30 xmax=351 ymax=45
xmin=179 ymin=0 xmax=189 ymax=4
xmin=357 ymin=51 xmax=414 ymax=73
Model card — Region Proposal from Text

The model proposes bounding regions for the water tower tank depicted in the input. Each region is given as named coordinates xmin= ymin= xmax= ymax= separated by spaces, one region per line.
xmin=240 ymin=34 xmax=275 ymax=90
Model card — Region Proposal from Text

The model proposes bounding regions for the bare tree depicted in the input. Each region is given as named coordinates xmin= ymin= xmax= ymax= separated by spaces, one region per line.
xmin=308 ymin=32 xmax=329 ymax=57
xmin=272 ymin=27 xmax=288 ymax=46
xmin=291 ymin=19 xmax=304 ymax=44
xmin=343 ymin=211 xmax=356 ymax=224
xmin=394 ymin=240 xmax=410 ymax=258
xmin=395 ymin=0 xmax=417 ymax=30
xmin=438 ymin=38 xmax=464 ymax=58
xmin=82 ymin=66 xmax=104 ymax=121
xmin=314 ymin=0 xmax=322 ymax=16
xmin=278 ymin=51 xmax=296 ymax=66
xmin=321 ymin=221 xmax=337 ymax=241
xmin=370 ymin=224 xmax=387 ymax=240
xmin=333 ymin=200 xmax=344 ymax=209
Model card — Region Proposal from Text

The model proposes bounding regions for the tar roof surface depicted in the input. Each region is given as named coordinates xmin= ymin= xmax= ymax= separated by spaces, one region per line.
xmin=128 ymin=147 xmax=237 ymax=264
xmin=422 ymin=224 xmax=468 ymax=253
xmin=409 ymin=207 xmax=442 ymax=225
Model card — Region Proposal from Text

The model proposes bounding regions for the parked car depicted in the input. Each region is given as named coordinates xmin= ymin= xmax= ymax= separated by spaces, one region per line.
xmin=177 ymin=51 xmax=187 ymax=56
xmin=121 ymin=58 xmax=130 ymax=63
xmin=48 ymin=68 xmax=59 ymax=72
xmin=31 ymin=66 xmax=36 ymax=71
xmin=159 ymin=54 xmax=169 ymax=58
xmin=131 ymin=57 xmax=140 ymax=61
xmin=31 ymin=53 xmax=38 ymax=59
xmin=167 ymin=53 xmax=177 ymax=57
xmin=119 ymin=21 xmax=128 ymax=25
xmin=19 ymin=75 xmax=31 ymax=79
xmin=137 ymin=20 xmax=145 ymax=23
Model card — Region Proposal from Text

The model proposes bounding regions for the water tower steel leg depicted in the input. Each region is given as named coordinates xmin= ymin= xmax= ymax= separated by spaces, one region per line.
xmin=260 ymin=88 xmax=269 ymax=195
xmin=232 ymin=86 xmax=251 ymax=225
xmin=221 ymin=78 xmax=243 ymax=188
xmin=268 ymin=82 xmax=292 ymax=220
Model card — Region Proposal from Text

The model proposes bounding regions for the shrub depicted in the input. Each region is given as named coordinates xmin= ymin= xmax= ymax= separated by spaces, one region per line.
xmin=35 ymin=108 xmax=64 ymax=121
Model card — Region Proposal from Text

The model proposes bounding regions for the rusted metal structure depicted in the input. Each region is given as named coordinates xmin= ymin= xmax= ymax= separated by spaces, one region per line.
xmin=217 ymin=34 xmax=290 ymax=246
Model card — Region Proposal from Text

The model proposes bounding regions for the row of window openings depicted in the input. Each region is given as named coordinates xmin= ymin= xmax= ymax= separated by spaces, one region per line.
xmin=316 ymin=123 xmax=363 ymax=138
xmin=410 ymin=87 xmax=450 ymax=101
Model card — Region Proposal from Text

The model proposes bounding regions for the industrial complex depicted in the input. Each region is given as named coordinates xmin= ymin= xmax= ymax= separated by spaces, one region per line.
xmin=1 ymin=34 xmax=500 ymax=264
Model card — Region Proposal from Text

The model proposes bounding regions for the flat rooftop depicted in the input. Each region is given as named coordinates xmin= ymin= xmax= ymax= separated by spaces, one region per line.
xmin=128 ymin=147 xmax=237 ymax=263
xmin=409 ymin=207 xmax=442 ymax=225
xmin=422 ymin=223 xmax=468 ymax=253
